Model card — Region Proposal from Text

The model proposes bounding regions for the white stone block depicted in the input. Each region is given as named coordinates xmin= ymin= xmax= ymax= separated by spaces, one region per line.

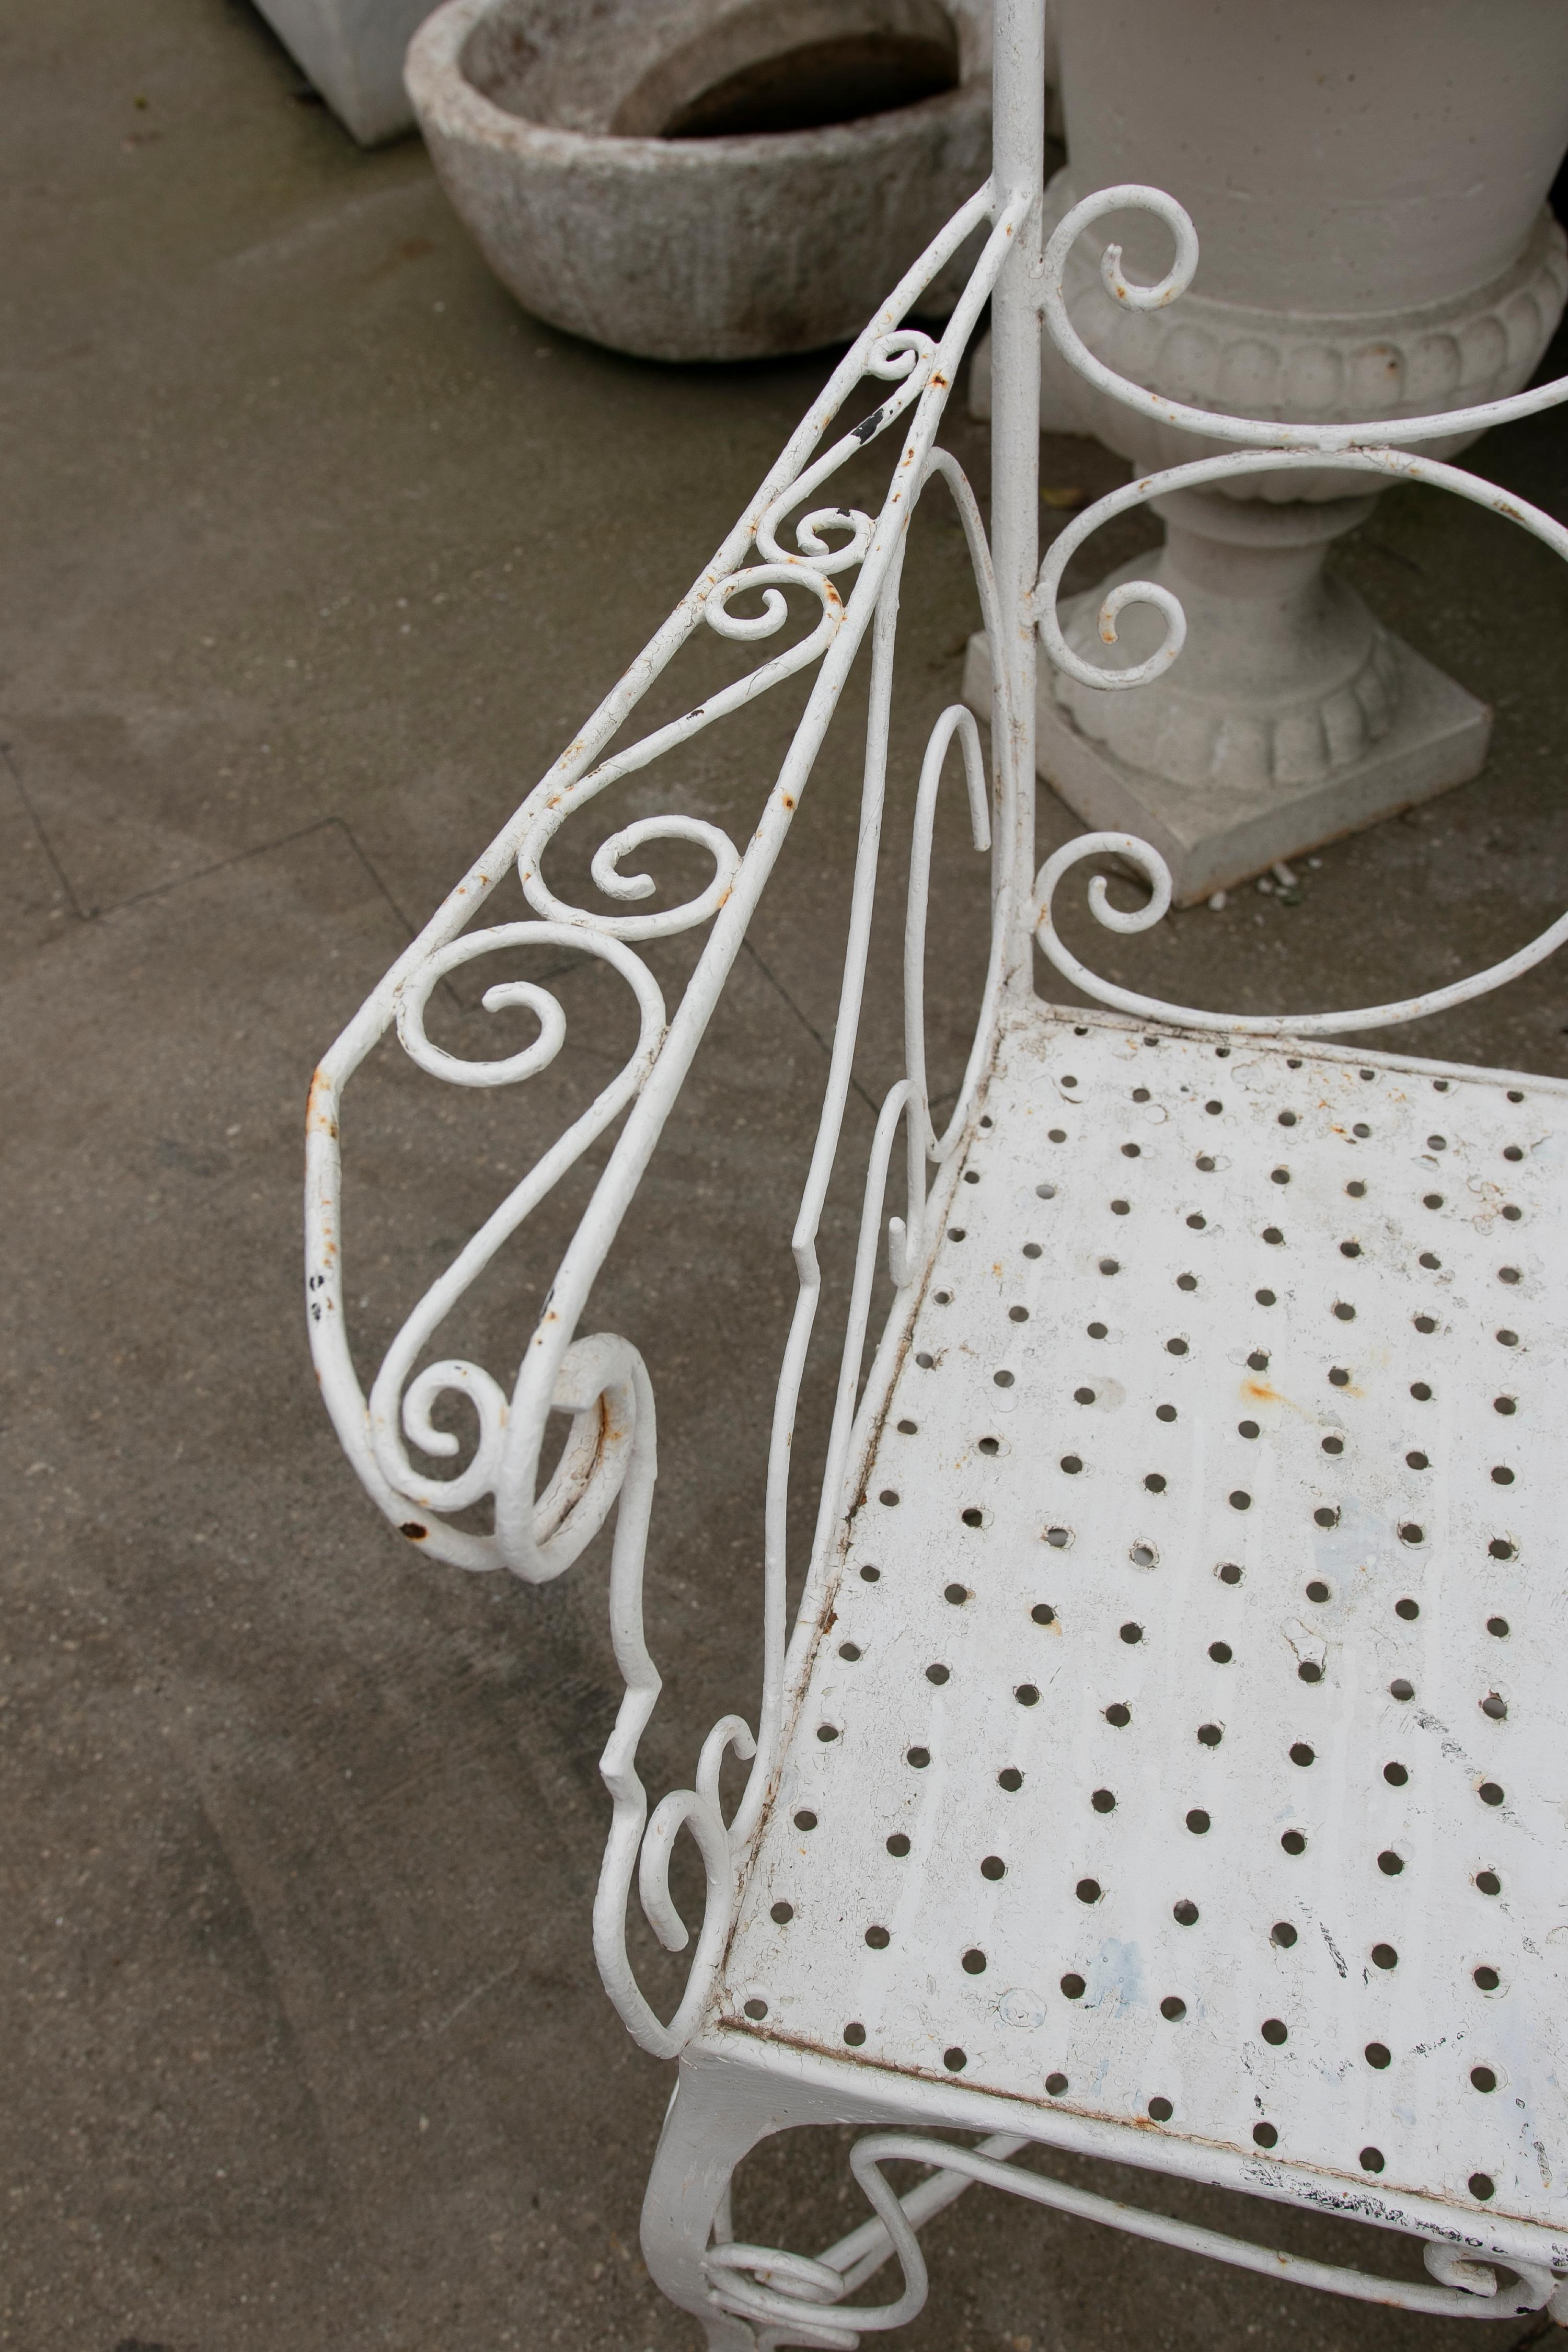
xmin=252 ymin=0 xmax=437 ymax=145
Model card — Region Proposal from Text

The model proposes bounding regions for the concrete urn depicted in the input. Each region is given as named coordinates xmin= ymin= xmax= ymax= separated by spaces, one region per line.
xmin=972 ymin=0 xmax=1568 ymax=902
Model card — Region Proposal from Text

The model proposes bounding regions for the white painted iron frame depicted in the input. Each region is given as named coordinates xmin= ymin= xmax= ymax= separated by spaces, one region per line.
xmin=305 ymin=0 xmax=1568 ymax=2335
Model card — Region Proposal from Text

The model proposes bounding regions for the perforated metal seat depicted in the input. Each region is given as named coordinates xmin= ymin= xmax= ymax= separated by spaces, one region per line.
xmin=720 ymin=1003 xmax=1566 ymax=2230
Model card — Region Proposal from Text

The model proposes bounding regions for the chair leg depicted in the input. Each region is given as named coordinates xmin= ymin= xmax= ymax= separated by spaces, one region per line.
xmin=640 ymin=2055 xmax=788 ymax=2349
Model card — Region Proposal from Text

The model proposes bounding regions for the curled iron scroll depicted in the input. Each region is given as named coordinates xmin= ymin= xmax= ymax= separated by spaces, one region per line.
xmin=1032 ymin=185 xmax=1568 ymax=1032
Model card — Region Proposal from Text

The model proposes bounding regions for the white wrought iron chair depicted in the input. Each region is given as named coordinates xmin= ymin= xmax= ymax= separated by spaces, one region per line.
xmin=305 ymin=4 xmax=1568 ymax=2338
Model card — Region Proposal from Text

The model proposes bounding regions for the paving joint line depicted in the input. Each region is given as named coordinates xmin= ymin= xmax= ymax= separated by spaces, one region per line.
xmin=1505 ymin=2309 xmax=1563 ymax=2349
xmin=95 ymin=813 xmax=417 ymax=928
xmin=2 ymin=738 xmax=87 ymax=921
xmin=7 ymin=723 xmax=902 ymax=1108
xmin=0 ymin=743 xmax=615 ymax=1023
xmin=743 ymin=936 xmax=877 ymax=1114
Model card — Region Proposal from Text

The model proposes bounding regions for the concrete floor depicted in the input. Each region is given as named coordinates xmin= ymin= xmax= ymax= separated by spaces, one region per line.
xmin=5 ymin=3 xmax=1568 ymax=2346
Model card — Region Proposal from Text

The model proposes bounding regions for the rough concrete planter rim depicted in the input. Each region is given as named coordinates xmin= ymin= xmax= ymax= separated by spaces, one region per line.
xmin=408 ymin=0 xmax=977 ymax=166
xmin=405 ymin=0 xmax=992 ymax=361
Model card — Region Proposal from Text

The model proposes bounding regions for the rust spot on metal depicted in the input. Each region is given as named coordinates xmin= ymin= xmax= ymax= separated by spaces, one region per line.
xmin=1243 ymin=1380 xmax=1279 ymax=1403
xmin=598 ymin=1396 xmax=627 ymax=1449
xmin=306 ymin=1067 xmax=338 ymax=1140
xmin=931 ymin=372 xmax=949 ymax=389
xmin=781 ymin=794 xmax=795 ymax=810
xmin=400 ymin=1522 xmax=428 ymax=1541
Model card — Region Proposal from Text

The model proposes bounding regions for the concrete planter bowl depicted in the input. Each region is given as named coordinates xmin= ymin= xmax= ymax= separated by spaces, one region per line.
xmin=404 ymin=0 xmax=992 ymax=361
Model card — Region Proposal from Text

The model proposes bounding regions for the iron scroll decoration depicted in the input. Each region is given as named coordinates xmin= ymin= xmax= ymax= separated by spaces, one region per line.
xmin=306 ymin=174 xmax=1025 ymax=2057
xmin=306 ymin=180 xmax=1568 ymax=2066
xmin=1031 ymin=187 xmax=1568 ymax=1035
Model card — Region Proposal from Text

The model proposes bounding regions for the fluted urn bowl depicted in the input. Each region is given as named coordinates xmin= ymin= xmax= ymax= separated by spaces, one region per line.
xmin=406 ymin=0 xmax=991 ymax=362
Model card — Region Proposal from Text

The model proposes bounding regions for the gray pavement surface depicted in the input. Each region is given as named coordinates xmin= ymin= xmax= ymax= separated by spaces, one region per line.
xmin=4 ymin=4 xmax=1568 ymax=2347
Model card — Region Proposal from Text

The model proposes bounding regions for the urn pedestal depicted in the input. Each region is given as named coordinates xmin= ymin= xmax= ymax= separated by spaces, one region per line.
xmin=967 ymin=0 xmax=1568 ymax=901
